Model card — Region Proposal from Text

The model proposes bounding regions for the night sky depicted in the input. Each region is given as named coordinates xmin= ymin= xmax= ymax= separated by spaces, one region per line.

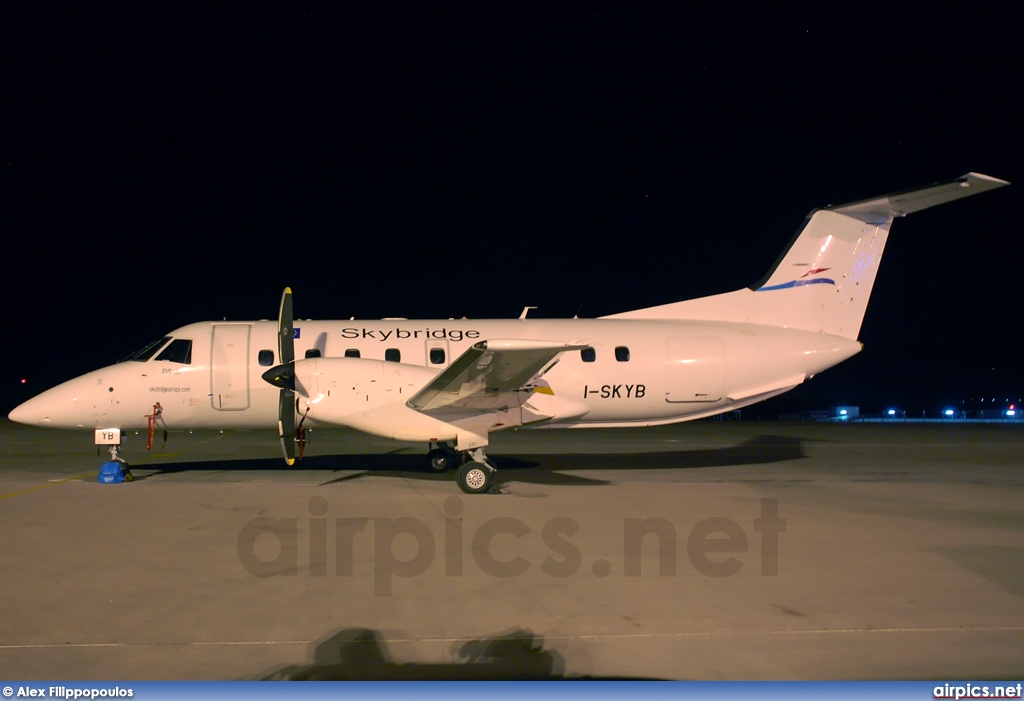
xmin=4 ymin=5 xmax=1020 ymax=417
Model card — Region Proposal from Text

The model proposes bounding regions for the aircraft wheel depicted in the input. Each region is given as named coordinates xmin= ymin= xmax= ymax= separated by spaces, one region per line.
xmin=456 ymin=462 xmax=492 ymax=494
xmin=426 ymin=448 xmax=458 ymax=473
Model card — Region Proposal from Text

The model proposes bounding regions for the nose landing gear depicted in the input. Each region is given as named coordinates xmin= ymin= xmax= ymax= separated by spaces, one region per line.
xmin=96 ymin=429 xmax=134 ymax=483
xmin=109 ymin=444 xmax=135 ymax=482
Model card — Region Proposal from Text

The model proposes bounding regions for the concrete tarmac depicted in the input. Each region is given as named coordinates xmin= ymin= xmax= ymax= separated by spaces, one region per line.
xmin=0 ymin=419 xmax=1022 ymax=680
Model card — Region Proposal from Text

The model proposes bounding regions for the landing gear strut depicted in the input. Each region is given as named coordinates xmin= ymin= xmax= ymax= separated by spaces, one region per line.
xmin=455 ymin=448 xmax=496 ymax=494
xmin=108 ymin=444 xmax=134 ymax=482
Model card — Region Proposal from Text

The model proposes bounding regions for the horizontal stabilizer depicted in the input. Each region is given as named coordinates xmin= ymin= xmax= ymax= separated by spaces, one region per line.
xmin=605 ymin=172 xmax=1008 ymax=340
xmin=829 ymin=172 xmax=1009 ymax=223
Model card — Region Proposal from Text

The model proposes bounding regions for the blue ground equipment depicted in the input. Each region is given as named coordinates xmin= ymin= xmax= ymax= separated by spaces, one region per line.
xmin=98 ymin=461 xmax=126 ymax=484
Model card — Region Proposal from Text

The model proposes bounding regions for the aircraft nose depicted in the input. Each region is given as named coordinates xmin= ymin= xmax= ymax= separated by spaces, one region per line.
xmin=8 ymin=398 xmax=39 ymax=426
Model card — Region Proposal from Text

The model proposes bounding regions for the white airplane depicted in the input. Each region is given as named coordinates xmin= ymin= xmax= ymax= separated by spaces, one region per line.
xmin=9 ymin=173 xmax=1008 ymax=493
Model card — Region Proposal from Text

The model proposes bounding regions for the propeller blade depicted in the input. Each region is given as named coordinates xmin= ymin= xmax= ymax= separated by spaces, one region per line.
xmin=279 ymin=389 xmax=296 ymax=465
xmin=278 ymin=287 xmax=294 ymax=366
xmin=273 ymin=288 xmax=297 ymax=465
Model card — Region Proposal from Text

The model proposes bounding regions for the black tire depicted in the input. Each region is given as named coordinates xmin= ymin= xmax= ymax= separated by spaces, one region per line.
xmin=426 ymin=448 xmax=458 ymax=473
xmin=456 ymin=462 xmax=492 ymax=494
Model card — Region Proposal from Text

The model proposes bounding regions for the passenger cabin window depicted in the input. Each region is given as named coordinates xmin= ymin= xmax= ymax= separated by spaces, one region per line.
xmin=258 ymin=350 xmax=274 ymax=366
xmin=615 ymin=346 xmax=630 ymax=362
xmin=345 ymin=349 xmax=361 ymax=358
xmin=385 ymin=348 xmax=401 ymax=362
xmin=581 ymin=347 xmax=596 ymax=363
xmin=429 ymin=348 xmax=446 ymax=365
xmin=305 ymin=349 xmax=321 ymax=358
xmin=155 ymin=339 xmax=193 ymax=365
xmin=121 ymin=337 xmax=171 ymax=362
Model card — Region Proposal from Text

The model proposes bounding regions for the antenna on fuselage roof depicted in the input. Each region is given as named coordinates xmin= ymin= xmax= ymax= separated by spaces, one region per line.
xmin=519 ymin=306 xmax=537 ymax=319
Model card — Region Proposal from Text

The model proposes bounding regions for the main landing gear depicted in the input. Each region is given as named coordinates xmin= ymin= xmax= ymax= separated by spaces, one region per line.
xmin=424 ymin=443 xmax=497 ymax=494
xmin=455 ymin=448 xmax=496 ymax=495
xmin=425 ymin=442 xmax=461 ymax=473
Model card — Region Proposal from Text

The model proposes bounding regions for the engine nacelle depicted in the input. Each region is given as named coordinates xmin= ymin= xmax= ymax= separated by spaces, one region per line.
xmin=294 ymin=357 xmax=459 ymax=442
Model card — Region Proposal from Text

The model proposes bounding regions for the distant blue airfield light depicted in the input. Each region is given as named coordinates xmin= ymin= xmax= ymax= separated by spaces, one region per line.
xmin=944 ymin=409 xmax=956 ymax=417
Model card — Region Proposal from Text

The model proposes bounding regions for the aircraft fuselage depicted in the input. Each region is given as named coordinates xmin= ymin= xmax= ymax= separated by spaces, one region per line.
xmin=12 ymin=317 xmax=861 ymax=433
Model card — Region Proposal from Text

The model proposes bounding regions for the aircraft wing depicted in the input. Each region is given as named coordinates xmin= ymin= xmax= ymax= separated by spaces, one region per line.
xmin=407 ymin=339 xmax=587 ymax=418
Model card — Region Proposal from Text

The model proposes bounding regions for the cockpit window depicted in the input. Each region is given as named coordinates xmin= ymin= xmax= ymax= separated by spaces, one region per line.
xmin=120 ymin=337 xmax=171 ymax=363
xmin=155 ymin=338 xmax=193 ymax=365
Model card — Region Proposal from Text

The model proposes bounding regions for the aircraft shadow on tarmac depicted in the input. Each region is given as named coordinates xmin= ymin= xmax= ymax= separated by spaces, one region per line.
xmin=259 ymin=626 xmax=658 ymax=681
xmin=139 ymin=434 xmax=805 ymax=489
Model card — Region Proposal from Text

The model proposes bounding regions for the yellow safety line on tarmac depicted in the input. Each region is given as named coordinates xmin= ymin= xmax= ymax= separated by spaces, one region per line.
xmin=0 ymin=471 xmax=98 ymax=500
xmin=3 ymin=625 xmax=1024 ymax=649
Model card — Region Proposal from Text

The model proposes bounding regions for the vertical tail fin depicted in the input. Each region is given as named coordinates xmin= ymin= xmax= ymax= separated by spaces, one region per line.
xmin=749 ymin=207 xmax=893 ymax=338
xmin=606 ymin=172 xmax=1008 ymax=339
